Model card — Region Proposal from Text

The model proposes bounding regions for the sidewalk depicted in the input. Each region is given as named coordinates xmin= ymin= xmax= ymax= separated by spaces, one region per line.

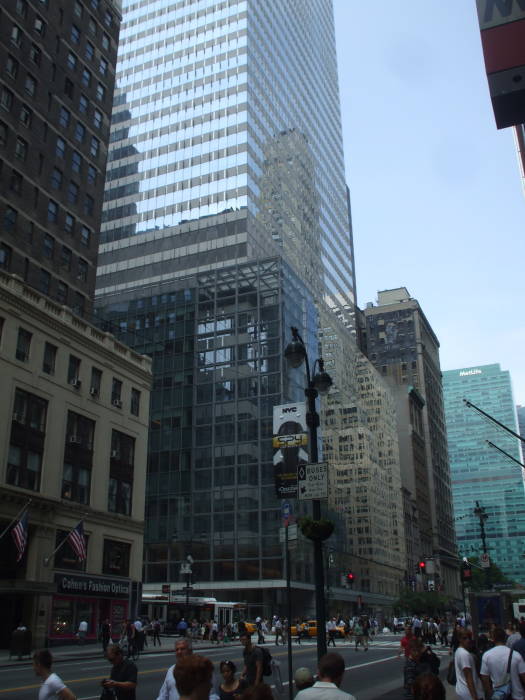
xmin=0 ymin=635 xmax=223 ymax=668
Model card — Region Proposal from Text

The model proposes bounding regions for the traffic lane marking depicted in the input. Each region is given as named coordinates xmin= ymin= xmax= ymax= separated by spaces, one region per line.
xmin=0 ymin=647 xmax=400 ymax=694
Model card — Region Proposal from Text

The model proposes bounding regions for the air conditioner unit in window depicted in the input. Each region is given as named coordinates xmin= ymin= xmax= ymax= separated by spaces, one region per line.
xmin=69 ymin=378 xmax=82 ymax=389
xmin=111 ymin=450 xmax=120 ymax=459
xmin=69 ymin=435 xmax=82 ymax=445
xmin=89 ymin=387 xmax=99 ymax=397
xmin=112 ymin=398 xmax=122 ymax=408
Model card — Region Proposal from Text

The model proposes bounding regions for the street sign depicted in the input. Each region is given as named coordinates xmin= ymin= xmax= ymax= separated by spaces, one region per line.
xmin=298 ymin=462 xmax=328 ymax=500
xmin=480 ymin=553 xmax=491 ymax=568
xmin=281 ymin=500 xmax=292 ymax=526
xmin=279 ymin=524 xmax=298 ymax=542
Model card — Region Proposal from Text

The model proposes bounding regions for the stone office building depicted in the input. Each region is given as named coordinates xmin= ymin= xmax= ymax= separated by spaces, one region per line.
xmin=0 ymin=271 xmax=151 ymax=648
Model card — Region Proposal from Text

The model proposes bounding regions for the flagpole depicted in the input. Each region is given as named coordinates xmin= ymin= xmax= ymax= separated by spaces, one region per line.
xmin=43 ymin=518 xmax=85 ymax=567
xmin=0 ymin=499 xmax=31 ymax=542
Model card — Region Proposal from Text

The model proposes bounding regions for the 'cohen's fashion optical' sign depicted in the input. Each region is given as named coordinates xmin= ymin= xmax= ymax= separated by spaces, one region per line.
xmin=55 ymin=573 xmax=130 ymax=598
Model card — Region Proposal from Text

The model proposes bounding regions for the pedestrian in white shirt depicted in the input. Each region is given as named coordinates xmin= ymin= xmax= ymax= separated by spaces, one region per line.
xmin=295 ymin=652 xmax=356 ymax=700
xmin=454 ymin=630 xmax=483 ymax=700
xmin=156 ymin=638 xmax=219 ymax=700
xmin=33 ymin=649 xmax=76 ymax=700
xmin=77 ymin=620 xmax=88 ymax=645
xmin=480 ymin=627 xmax=525 ymax=700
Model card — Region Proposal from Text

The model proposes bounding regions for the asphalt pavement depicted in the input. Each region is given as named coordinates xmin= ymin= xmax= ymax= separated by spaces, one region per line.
xmin=0 ymin=635 xmax=455 ymax=699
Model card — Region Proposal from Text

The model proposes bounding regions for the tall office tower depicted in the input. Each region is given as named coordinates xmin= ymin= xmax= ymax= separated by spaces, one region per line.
xmin=96 ymin=0 xmax=361 ymax=616
xmin=0 ymin=2 xmax=153 ymax=648
xmin=443 ymin=365 xmax=525 ymax=583
xmin=0 ymin=0 xmax=121 ymax=316
xmin=96 ymin=0 xmax=355 ymax=325
xmin=518 ymin=405 xmax=525 ymax=446
xmin=322 ymin=314 xmax=406 ymax=604
xmin=363 ymin=288 xmax=459 ymax=598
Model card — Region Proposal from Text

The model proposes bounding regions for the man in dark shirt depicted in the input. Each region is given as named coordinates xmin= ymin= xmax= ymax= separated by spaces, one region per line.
xmin=102 ymin=644 xmax=138 ymax=699
xmin=512 ymin=621 xmax=525 ymax=660
xmin=239 ymin=632 xmax=263 ymax=688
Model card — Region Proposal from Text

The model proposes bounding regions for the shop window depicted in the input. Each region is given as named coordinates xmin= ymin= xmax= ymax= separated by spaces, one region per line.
xmin=54 ymin=529 xmax=88 ymax=571
xmin=103 ymin=540 xmax=130 ymax=577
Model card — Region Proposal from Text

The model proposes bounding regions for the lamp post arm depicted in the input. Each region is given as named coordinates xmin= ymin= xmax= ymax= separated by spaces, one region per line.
xmin=464 ymin=399 xmax=525 ymax=443
xmin=486 ymin=440 xmax=525 ymax=469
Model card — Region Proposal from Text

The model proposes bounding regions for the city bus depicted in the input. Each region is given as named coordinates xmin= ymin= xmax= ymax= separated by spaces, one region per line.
xmin=140 ymin=592 xmax=247 ymax=631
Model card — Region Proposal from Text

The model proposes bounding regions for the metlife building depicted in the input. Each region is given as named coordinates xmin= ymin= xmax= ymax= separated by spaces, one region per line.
xmin=443 ymin=364 xmax=525 ymax=583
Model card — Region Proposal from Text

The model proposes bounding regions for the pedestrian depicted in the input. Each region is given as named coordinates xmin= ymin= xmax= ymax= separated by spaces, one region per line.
xmin=294 ymin=667 xmax=314 ymax=691
xmin=173 ymin=654 xmax=214 ymax=700
xmin=353 ymin=620 xmax=363 ymax=652
xmin=101 ymin=618 xmax=112 ymax=654
xmin=361 ymin=617 xmax=370 ymax=650
xmin=101 ymin=643 xmax=137 ymax=699
xmin=403 ymin=639 xmax=425 ymax=699
xmin=153 ymin=618 xmax=162 ymax=646
xmin=218 ymin=660 xmax=248 ymax=700
xmin=454 ymin=630 xmax=484 ymax=700
xmin=511 ymin=621 xmax=525 ymax=660
xmin=399 ymin=627 xmax=414 ymax=659
xmin=412 ymin=672 xmax=445 ymax=700
xmin=438 ymin=618 xmax=448 ymax=647
xmin=33 ymin=649 xmax=76 ymax=700
xmin=255 ymin=616 xmax=264 ymax=644
xmin=77 ymin=619 xmax=88 ymax=645
xmin=326 ymin=618 xmax=337 ymax=647
xmin=211 ymin=620 xmax=219 ymax=644
xmin=507 ymin=621 xmax=521 ymax=649
xmin=274 ymin=617 xmax=282 ymax=646
xmin=124 ymin=619 xmax=136 ymax=658
xmin=295 ymin=652 xmax=356 ymax=700
xmin=156 ymin=638 xmax=219 ymax=700
xmin=239 ymin=632 xmax=264 ymax=689
xmin=480 ymin=626 xmax=525 ymax=699
xmin=177 ymin=618 xmax=189 ymax=637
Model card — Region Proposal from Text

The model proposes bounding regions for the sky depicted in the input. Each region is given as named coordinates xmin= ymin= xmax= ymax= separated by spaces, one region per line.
xmin=333 ymin=1 xmax=525 ymax=406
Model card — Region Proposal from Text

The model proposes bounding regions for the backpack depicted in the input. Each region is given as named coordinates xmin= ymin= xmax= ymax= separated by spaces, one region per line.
xmin=259 ymin=646 xmax=272 ymax=676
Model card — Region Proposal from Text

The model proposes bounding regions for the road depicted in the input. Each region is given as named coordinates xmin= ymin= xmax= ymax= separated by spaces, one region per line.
xmin=0 ymin=636 xmax=451 ymax=699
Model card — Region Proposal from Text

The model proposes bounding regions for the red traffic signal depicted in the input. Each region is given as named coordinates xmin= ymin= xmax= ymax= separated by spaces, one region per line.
xmin=347 ymin=572 xmax=354 ymax=583
xmin=418 ymin=561 xmax=426 ymax=573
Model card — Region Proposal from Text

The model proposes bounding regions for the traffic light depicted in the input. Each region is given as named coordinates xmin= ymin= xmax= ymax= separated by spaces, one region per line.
xmin=346 ymin=572 xmax=355 ymax=587
xmin=461 ymin=559 xmax=472 ymax=582
xmin=418 ymin=561 xmax=426 ymax=574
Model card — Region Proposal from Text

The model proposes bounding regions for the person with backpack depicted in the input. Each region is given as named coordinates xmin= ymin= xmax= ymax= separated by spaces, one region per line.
xmin=239 ymin=632 xmax=271 ymax=689
xmin=480 ymin=626 xmax=525 ymax=700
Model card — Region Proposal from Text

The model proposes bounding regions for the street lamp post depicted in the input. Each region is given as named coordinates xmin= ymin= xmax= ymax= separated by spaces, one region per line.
xmin=285 ymin=326 xmax=333 ymax=660
xmin=473 ymin=501 xmax=490 ymax=589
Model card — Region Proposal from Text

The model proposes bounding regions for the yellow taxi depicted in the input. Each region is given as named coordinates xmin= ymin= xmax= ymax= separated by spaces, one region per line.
xmin=290 ymin=620 xmax=346 ymax=638
xmin=243 ymin=621 xmax=257 ymax=634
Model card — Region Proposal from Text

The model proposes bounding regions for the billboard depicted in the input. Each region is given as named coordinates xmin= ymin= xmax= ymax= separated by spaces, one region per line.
xmin=273 ymin=403 xmax=309 ymax=499
xmin=476 ymin=0 xmax=525 ymax=129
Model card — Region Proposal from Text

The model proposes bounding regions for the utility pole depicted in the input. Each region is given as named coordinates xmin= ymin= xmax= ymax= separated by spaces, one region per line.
xmin=473 ymin=501 xmax=490 ymax=589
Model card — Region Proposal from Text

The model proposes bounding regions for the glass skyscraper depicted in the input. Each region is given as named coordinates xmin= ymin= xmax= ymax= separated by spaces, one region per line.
xmin=96 ymin=0 xmax=355 ymax=325
xmin=443 ymin=364 xmax=525 ymax=583
xmin=95 ymin=0 xmax=358 ymax=615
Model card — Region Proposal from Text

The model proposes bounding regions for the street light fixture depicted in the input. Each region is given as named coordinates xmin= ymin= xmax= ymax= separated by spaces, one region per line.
xmin=284 ymin=326 xmax=333 ymax=660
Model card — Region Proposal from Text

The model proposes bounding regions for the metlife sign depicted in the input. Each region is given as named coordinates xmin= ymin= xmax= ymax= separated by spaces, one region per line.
xmin=476 ymin=0 xmax=525 ymax=30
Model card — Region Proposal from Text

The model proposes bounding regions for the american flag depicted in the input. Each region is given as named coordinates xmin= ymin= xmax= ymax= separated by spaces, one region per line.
xmin=68 ymin=521 xmax=87 ymax=561
xmin=11 ymin=511 xmax=28 ymax=562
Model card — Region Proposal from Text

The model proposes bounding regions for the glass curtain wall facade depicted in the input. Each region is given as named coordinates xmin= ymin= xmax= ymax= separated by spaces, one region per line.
xmin=96 ymin=257 xmax=320 ymax=608
xmin=443 ymin=364 xmax=525 ymax=583
xmin=96 ymin=0 xmax=355 ymax=325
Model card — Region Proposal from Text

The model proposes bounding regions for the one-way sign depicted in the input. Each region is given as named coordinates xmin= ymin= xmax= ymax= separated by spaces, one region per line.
xmin=298 ymin=462 xmax=328 ymax=500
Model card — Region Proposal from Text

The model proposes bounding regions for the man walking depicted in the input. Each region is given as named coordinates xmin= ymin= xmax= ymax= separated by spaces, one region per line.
xmin=102 ymin=643 xmax=138 ymax=699
xmin=274 ymin=617 xmax=283 ymax=646
xmin=153 ymin=618 xmax=162 ymax=646
xmin=255 ymin=617 xmax=265 ymax=644
xmin=156 ymin=638 xmax=219 ymax=700
xmin=326 ymin=618 xmax=337 ymax=647
xmin=101 ymin=618 xmax=112 ymax=654
xmin=77 ymin=619 xmax=88 ymax=645
xmin=295 ymin=652 xmax=356 ymax=700
xmin=480 ymin=627 xmax=525 ymax=700
xmin=239 ymin=631 xmax=264 ymax=689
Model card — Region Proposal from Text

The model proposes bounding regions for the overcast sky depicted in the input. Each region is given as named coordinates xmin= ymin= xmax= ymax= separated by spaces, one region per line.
xmin=333 ymin=1 xmax=525 ymax=406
